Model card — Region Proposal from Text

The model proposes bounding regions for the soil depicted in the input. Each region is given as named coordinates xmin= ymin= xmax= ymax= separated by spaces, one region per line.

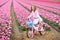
xmin=21 ymin=28 xmax=60 ymax=40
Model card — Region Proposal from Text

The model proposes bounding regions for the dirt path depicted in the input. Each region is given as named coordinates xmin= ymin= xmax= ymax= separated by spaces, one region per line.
xmin=22 ymin=28 xmax=60 ymax=40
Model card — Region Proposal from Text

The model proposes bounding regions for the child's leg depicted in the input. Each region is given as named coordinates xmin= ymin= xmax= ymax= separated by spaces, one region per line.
xmin=39 ymin=22 xmax=44 ymax=31
xmin=39 ymin=22 xmax=46 ymax=35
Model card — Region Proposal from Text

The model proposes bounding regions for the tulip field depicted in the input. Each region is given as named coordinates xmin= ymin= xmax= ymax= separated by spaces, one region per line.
xmin=0 ymin=0 xmax=60 ymax=40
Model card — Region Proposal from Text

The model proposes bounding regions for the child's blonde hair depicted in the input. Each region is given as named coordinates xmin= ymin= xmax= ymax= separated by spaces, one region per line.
xmin=31 ymin=5 xmax=37 ymax=12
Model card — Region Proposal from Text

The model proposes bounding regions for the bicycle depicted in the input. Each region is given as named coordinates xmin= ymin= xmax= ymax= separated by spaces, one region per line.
xmin=26 ymin=19 xmax=46 ymax=38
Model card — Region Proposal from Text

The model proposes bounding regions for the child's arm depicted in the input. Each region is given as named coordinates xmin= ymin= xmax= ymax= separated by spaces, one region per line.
xmin=27 ymin=12 xmax=33 ymax=19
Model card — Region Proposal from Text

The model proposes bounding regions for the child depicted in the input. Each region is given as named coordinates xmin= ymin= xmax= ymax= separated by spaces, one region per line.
xmin=27 ymin=6 xmax=43 ymax=31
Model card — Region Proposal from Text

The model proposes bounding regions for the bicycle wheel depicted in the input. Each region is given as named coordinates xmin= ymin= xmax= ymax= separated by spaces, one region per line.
xmin=27 ymin=29 xmax=34 ymax=38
